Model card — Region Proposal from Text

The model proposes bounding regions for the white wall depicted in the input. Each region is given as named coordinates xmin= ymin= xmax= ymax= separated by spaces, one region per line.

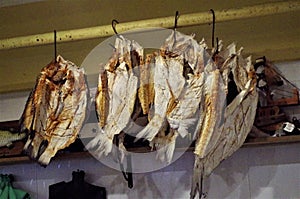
xmin=0 ymin=60 xmax=299 ymax=199
xmin=0 ymin=144 xmax=299 ymax=199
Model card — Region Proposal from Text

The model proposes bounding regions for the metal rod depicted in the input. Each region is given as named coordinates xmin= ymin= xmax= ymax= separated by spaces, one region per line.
xmin=210 ymin=9 xmax=215 ymax=48
xmin=54 ymin=30 xmax=57 ymax=61
xmin=0 ymin=1 xmax=300 ymax=50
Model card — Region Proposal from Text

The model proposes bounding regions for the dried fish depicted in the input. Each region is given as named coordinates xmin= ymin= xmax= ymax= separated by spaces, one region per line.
xmin=149 ymin=31 xmax=214 ymax=163
xmin=150 ymin=123 xmax=179 ymax=164
xmin=191 ymin=43 xmax=258 ymax=199
xmin=87 ymin=36 xmax=141 ymax=159
xmin=135 ymin=55 xmax=172 ymax=141
xmin=21 ymin=55 xmax=88 ymax=165
xmin=167 ymin=72 xmax=205 ymax=138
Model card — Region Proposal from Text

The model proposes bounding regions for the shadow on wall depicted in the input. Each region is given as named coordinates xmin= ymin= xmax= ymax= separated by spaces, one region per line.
xmin=203 ymin=143 xmax=300 ymax=199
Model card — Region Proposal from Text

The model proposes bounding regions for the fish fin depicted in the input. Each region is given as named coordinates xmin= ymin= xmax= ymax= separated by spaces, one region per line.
xmin=177 ymin=118 xmax=197 ymax=138
xmin=164 ymin=132 xmax=178 ymax=164
xmin=190 ymin=157 xmax=204 ymax=199
xmin=135 ymin=115 xmax=165 ymax=142
xmin=86 ymin=129 xmax=113 ymax=158
xmin=153 ymin=131 xmax=178 ymax=164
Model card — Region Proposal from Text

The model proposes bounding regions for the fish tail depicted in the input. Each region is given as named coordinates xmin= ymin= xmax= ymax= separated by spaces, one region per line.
xmin=190 ymin=156 xmax=204 ymax=199
xmin=86 ymin=129 xmax=113 ymax=158
xmin=135 ymin=114 xmax=164 ymax=142
xmin=155 ymin=130 xmax=178 ymax=164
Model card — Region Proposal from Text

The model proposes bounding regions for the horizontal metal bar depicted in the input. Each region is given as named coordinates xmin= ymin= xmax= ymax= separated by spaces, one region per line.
xmin=1 ymin=1 xmax=300 ymax=50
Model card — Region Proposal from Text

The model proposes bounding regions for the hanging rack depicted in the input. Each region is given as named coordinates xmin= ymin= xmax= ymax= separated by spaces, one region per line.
xmin=0 ymin=1 xmax=299 ymax=50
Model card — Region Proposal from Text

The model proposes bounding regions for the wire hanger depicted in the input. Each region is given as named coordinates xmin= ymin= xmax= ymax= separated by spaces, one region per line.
xmin=210 ymin=9 xmax=219 ymax=59
xmin=114 ymin=135 xmax=133 ymax=189
xmin=172 ymin=11 xmax=180 ymax=48
xmin=54 ymin=30 xmax=57 ymax=62
xmin=112 ymin=19 xmax=122 ymax=39
xmin=209 ymin=9 xmax=216 ymax=48
xmin=174 ymin=11 xmax=179 ymax=31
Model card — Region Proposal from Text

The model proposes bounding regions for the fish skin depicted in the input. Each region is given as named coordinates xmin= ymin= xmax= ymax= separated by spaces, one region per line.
xmin=104 ymin=62 xmax=138 ymax=138
xmin=194 ymin=69 xmax=227 ymax=158
xmin=167 ymin=73 xmax=205 ymax=138
xmin=135 ymin=55 xmax=172 ymax=141
xmin=0 ymin=130 xmax=26 ymax=148
xmin=138 ymin=54 xmax=152 ymax=114
xmin=191 ymin=43 xmax=258 ymax=199
xmin=232 ymin=47 xmax=248 ymax=91
xmin=152 ymin=31 xmax=209 ymax=163
xmin=95 ymin=69 xmax=109 ymax=128
xmin=21 ymin=55 xmax=88 ymax=165
xmin=88 ymin=37 xmax=141 ymax=159
xmin=151 ymin=126 xmax=178 ymax=164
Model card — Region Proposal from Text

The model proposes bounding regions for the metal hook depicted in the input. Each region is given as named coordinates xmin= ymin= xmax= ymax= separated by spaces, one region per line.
xmin=115 ymin=134 xmax=133 ymax=189
xmin=54 ymin=30 xmax=57 ymax=62
xmin=172 ymin=11 xmax=180 ymax=49
xmin=174 ymin=11 xmax=179 ymax=30
xmin=210 ymin=9 xmax=216 ymax=48
xmin=112 ymin=19 xmax=121 ymax=39
xmin=120 ymin=154 xmax=133 ymax=189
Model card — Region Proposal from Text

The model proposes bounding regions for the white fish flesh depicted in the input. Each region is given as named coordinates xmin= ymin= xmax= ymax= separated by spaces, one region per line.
xmin=191 ymin=44 xmax=258 ymax=199
xmin=87 ymin=37 xmax=141 ymax=160
xmin=194 ymin=69 xmax=226 ymax=158
xmin=135 ymin=55 xmax=172 ymax=141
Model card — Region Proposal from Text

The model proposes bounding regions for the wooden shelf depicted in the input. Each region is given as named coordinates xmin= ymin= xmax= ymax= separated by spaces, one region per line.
xmin=243 ymin=135 xmax=300 ymax=147
xmin=1 ymin=135 xmax=300 ymax=166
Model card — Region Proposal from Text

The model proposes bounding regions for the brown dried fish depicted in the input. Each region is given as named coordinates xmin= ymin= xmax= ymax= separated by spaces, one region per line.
xmin=138 ymin=54 xmax=153 ymax=115
xmin=191 ymin=44 xmax=258 ymax=199
xmin=95 ymin=69 xmax=109 ymax=128
xmin=194 ymin=69 xmax=226 ymax=158
xmin=21 ymin=55 xmax=88 ymax=165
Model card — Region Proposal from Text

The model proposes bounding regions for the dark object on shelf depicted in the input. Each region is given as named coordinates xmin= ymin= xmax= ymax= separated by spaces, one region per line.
xmin=254 ymin=106 xmax=286 ymax=127
xmin=283 ymin=117 xmax=300 ymax=135
xmin=254 ymin=56 xmax=299 ymax=107
xmin=49 ymin=170 xmax=106 ymax=199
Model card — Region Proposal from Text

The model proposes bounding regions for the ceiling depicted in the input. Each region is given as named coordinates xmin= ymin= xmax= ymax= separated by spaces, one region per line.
xmin=0 ymin=0 xmax=300 ymax=93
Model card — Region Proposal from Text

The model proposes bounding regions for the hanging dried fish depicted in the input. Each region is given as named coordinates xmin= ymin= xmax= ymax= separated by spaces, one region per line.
xmin=87 ymin=36 xmax=141 ymax=160
xmin=136 ymin=31 xmax=192 ymax=143
xmin=191 ymin=43 xmax=258 ymax=199
xmin=135 ymin=55 xmax=173 ymax=141
xmin=150 ymin=31 xmax=209 ymax=163
xmin=20 ymin=55 xmax=89 ymax=165
xmin=194 ymin=69 xmax=227 ymax=158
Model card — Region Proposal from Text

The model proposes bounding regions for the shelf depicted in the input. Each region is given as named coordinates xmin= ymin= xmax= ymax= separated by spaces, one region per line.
xmin=243 ymin=135 xmax=300 ymax=147
xmin=1 ymin=134 xmax=300 ymax=166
